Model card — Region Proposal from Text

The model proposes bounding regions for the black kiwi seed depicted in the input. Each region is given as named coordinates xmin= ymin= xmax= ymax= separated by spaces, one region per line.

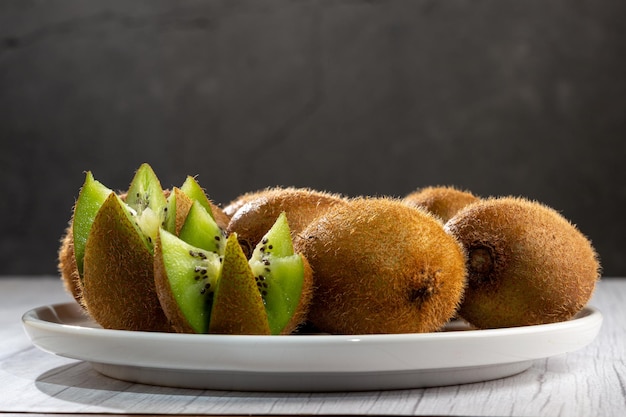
xmin=262 ymin=238 xmax=268 ymax=244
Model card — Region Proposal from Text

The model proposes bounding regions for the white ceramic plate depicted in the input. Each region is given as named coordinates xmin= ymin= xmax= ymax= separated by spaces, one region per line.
xmin=22 ymin=302 xmax=602 ymax=392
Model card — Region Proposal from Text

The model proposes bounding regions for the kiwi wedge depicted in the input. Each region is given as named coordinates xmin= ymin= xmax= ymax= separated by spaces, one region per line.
xmin=82 ymin=193 xmax=171 ymax=331
xmin=209 ymin=233 xmax=271 ymax=335
xmin=444 ymin=196 xmax=601 ymax=329
xmin=163 ymin=187 xmax=194 ymax=235
xmin=154 ymin=227 xmax=222 ymax=333
xmin=296 ymin=197 xmax=467 ymax=334
xmin=154 ymin=211 xmax=312 ymax=334
xmin=71 ymin=171 xmax=113 ymax=277
xmin=180 ymin=175 xmax=230 ymax=230
xmin=404 ymin=185 xmax=479 ymax=223
xmin=248 ymin=212 xmax=313 ymax=335
xmin=124 ymin=163 xmax=168 ymax=248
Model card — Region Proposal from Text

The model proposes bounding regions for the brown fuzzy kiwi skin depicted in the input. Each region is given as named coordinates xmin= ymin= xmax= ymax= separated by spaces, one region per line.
xmin=444 ymin=196 xmax=601 ymax=329
xmin=404 ymin=185 xmax=479 ymax=223
xmin=210 ymin=203 xmax=230 ymax=231
xmin=223 ymin=188 xmax=269 ymax=218
xmin=227 ymin=187 xmax=347 ymax=257
xmin=81 ymin=193 xmax=171 ymax=332
xmin=58 ymin=224 xmax=82 ymax=304
xmin=294 ymin=197 xmax=468 ymax=335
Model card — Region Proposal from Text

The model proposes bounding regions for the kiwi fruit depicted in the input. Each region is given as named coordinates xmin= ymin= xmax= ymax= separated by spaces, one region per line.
xmin=248 ymin=212 xmax=313 ymax=334
xmin=404 ymin=185 xmax=479 ymax=223
xmin=226 ymin=186 xmax=347 ymax=257
xmin=155 ymin=210 xmax=313 ymax=335
xmin=81 ymin=193 xmax=171 ymax=332
xmin=295 ymin=197 xmax=467 ymax=334
xmin=180 ymin=175 xmax=230 ymax=230
xmin=58 ymin=224 xmax=81 ymax=303
xmin=208 ymin=233 xmax=272 ymax=335
xmin=71 ymin=171 xmax=114 ymax=278
xmin=78 ymin=164 xmax=172 ymax=331
xmin=163 ymin=187 xmax=194 ymax=235
xmin=222 ymin=188 xmax=268 ymax=218
xmin=154 ymin=227 xmax=223 ymax=333
xmin=444 ymin=196 xmax=601 ymax=329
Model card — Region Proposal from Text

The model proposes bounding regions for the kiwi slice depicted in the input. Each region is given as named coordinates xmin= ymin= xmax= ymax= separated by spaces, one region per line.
xmin=163 ymin=187 xmax=194 ymax=235
xmin=180 ymin=175 xmax=230 ymax=230
xmin=445 ymin=196 xmax=601 ymax=329
xmin=82 ymin=193 xmax=170 ymax=331
xmin=295 ymin=197 xmax=468 ymax=334
xmin=155 ymin=211 xmax=311 ymax=335
xmin=71 ymin=171 xmax=113 ymax=277
xmin=124 ymin=163 xmax=168 ymax=248
xmin=249 ymin=212 xmax=312 ymax=335
xmin=208 ymin=234 xmax=271 ymax=335
xmin=154 ymin=228 xmax=222 ymax=333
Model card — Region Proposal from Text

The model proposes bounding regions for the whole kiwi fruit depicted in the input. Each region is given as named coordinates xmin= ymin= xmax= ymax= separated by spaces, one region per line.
xmin=226 ymin=186 xmax=347 ymax=257
xmin=404 ymin=185 xmax=479 ymax=223
xmin=444 ymin=196 xmax=601 ymax=329
xmin=295 ymin=197 xmax=467 ymax=334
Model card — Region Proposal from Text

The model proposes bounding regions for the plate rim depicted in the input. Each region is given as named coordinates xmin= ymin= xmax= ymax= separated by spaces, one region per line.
xmin=22 ymin=302 xmax=603 ymax=373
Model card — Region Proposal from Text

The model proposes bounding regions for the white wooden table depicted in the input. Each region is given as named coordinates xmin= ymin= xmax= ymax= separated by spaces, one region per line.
xmin=1 ymin=276 xmax=624 ymax=416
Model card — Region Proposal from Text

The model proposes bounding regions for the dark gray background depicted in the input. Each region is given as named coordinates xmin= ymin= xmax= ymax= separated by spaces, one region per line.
xmin=1 ymin=0 xmax=625 ymax=277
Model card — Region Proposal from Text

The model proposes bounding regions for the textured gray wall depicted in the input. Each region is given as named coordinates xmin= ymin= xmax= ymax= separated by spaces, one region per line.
xmin=1 ymin=0 xmax=625 ymax=276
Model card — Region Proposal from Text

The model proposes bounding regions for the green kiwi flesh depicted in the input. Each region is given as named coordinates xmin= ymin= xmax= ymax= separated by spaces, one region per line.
xmin=180 ymin=175 xmax=230 ymax=230
xmin=178 ymin=200 xmax=226 ymax=255
xmin=72 ymin=171 xmax=112 ymax=276
xmin=209 ymin=233 xmax=271 ymax=335
xmin=163 ymin=187 xmax=194 ymax=235
xmin=154 ymin=228 xmax=222 ymax=333
xmin=248 ymin=212 xmax=312 ymax=335
xmin=124 ymin=163 xmax=168 ymax=248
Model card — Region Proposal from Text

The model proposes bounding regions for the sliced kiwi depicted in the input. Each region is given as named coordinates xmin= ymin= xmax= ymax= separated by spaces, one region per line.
xmin=208 ymin=234 xmax=271 ymax=335
xmin=71 ymin=171 xmax=113 ymax=276
xmin=248 ymin=212 xmax=313 ymax=335
xmin=163 ymin=187 xmax=194 ymax=235
xmin=178 ymin=200 xmax=226 ymax=255
xmin=82 ymin=193 xmax=170 ymax=331
xmin=154 ymin=228 xmax=222 ymax=333
xmin=124 ymin=163 xmax=168 ymax=248
xmin=180 ymin=175 xmax=230 ymax=230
